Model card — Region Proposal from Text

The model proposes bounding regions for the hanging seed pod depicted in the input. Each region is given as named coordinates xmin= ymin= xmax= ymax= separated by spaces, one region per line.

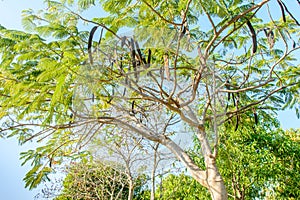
xmin=135 ymin=41 xmax=146 ymax=65
xmin=277 ymin=0 xmax=286 ymax=22
xmin=163 ymin=53 xmax=170 ymax=81
xmin=278 ymin=0 xmax=300 ymax=25
xmin=246 ymin=20 xmax=257 ymax=54
xmin=88 ymin=26 xmax=99 ymax=64
xmin=264 ymin=28 xmax=275 ymax=49
xmin=147 ymin=49 xmax=151 ymax=67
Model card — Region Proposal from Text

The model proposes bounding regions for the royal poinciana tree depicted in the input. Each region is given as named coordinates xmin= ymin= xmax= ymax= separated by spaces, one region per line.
xmin=0 ymin=0 xmax=299 ymax=199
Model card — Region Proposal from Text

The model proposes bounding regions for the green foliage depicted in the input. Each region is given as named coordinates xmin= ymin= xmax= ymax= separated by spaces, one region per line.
xmin=54 ymin=160 xmax=148 ymax=200
xmin=22 ymin=164 xmax=52 ymax=190
xmin=155 ymin=173 xmax=210 ymax=199
xmin=190 ymin=116 xmax=300 ymax=199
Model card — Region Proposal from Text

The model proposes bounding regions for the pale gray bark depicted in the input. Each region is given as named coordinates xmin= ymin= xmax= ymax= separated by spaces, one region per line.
xmin=115 ymin=116 xmax=228 ymax=200
xmin=150 ymin=143 xmax=159 ymax=200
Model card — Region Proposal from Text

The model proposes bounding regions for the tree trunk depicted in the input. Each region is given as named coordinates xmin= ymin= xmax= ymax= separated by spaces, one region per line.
xmin=128 ymin=177 xmax=134 ymax=200
xmin=115 ymin=120 xmax=228 ymax=199
xmin=161 ymin=134 xmax=228 ymax=200
xmin=197 ymin=129 xmax=228 ymax=200
xmin=150 ymin=167 xmax=156 ymax=200
xmin=150 ymin=143 xmax=159 ymax=200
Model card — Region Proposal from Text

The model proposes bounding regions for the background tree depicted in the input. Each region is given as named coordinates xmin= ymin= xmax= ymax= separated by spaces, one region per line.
xmin=90 ymin=130 xmax=148 ymax=200
xmin=53 ymin=160 xmax=147 ymax=200
xmin=0 ymin=0 xmax=299 ymax=199
xmin=90 ymin=130 xmax=175 ymax=200
xmin=154 ymin=173 xmax=209 ymax=200
xmin=89 ymin=128 xmax=174 ymax=200
xmin=195 ymin=122 xmax=300 ymax=199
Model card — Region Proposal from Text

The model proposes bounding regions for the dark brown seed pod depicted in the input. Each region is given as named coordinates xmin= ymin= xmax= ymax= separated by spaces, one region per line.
xmin=131 ymin=100 xmax=136 ymax=115
xmin=135 ymin=41 xmax=146 ymax=64
xmin=88 ymin=26 xmax=99 ymax=64
xmin=278 ymin=0 xmax=300 ymax=25
xmin=252 ymin=108 xmax=258 ymax=125
xmin=130 ymin=38 xmax=138 ymax=81
xmin=147 ymin=49 xmax=151 ymax=66
xmin=98 ymin=28 xmax=104 ymax=46
xmin=277 ymin=0 xmax=286 ymax=22
xmin=246 ymin=20 xmax=257 ymax=54
xmin=235 ymin=115 xmax=239 ymax=131
xmin=234 ymin=97 xmax=239 ymax=131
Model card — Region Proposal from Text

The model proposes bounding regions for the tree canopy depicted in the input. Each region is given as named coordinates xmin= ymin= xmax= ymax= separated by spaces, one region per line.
xmin=0 ymin=0 xmax=299 ymax=199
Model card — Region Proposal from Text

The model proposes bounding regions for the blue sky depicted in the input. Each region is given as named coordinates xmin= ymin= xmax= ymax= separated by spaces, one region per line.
xmin=0 ymin=2 xmax=45 ymax=200
xmin=0 ymin=1 xmax=299 ymax=200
